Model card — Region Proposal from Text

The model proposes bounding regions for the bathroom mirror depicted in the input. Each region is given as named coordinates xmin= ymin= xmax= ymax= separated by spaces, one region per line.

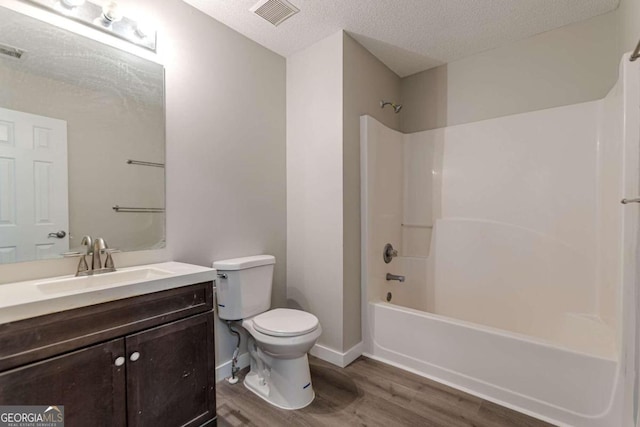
xmin=0 ymin=5 xmax=165 ymax=264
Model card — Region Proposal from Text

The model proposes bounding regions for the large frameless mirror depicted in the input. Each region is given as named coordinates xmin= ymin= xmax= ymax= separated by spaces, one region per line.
xmin=0 ymin=5 xmax=165 ymax=264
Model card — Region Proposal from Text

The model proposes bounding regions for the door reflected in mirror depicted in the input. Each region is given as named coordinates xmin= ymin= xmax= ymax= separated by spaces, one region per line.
xmin=0 ymin=6 xmax=165 ymax=264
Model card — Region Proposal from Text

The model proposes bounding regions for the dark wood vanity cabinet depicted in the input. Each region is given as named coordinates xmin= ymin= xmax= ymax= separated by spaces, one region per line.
xmin=127 ymin=313 xmax=215 ymax=427
xmin=0 ymin=339 xmax=127 ymax=426
xmin=0 ymin=282 xmax=216 ymax=427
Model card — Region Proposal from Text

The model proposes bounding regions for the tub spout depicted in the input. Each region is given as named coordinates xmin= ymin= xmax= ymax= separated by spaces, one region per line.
xmin=386 ymin=273 xmax=405 ymax=283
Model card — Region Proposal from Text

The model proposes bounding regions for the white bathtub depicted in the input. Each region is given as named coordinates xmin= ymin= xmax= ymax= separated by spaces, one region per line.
xmin=364 ymin=301 xmax=623 ymax=426
xmin=360 ymin=54 xmax=640 ymax=427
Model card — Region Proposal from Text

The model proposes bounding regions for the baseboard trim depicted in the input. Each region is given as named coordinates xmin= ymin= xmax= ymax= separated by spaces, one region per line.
xmin=217 ymin=342 xmax=364 ymax=380
xmin=310 ymin=342 xmax=363 ymax=368
xmin=215 ymin=352 xmax=250 ymax=383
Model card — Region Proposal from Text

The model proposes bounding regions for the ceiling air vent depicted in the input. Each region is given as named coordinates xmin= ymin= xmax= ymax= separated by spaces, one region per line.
xmin=250 ymin=0 xmax=299 ymax=27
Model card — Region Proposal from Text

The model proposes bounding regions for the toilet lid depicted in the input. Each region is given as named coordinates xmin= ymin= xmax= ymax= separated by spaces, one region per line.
xmin=252 ymin=308 xmax=319 ymax=337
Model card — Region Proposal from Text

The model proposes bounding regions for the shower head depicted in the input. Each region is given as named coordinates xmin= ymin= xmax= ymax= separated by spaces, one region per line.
xmin=380 ymin=100 xmax=403 ymax=114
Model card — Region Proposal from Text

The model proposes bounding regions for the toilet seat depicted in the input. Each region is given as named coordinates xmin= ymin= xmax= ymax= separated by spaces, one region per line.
xmin=252 ymin=308 xmax=319 ymax=337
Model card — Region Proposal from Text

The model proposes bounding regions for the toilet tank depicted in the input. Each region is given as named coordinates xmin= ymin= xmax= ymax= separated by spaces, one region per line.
xmin=213 ymin=255 xmax=275 ymax=321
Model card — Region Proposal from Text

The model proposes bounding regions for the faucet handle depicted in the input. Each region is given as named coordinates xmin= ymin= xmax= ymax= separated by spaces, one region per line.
xmin=383 ymin=243 xmax=398 ymax=264
xmin=103 ymin=249 xmax=119 ymax=270
xmin=62 ymin=251 xmax=84 ymax=257
xmin=76 ymin=255 xmax=89 ymax=275
xmin=62 ymin=252 xmax=89 ymax=276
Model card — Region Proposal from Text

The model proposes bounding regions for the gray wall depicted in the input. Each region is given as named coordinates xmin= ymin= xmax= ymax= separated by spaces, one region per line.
xmin=620 ymin=0 xmax=640 ymax=53
xmin=0 ymin=0 xmax=287 ymax=370
xmin=400 ymin=66 xmax=448 ymax=132
xmin=400 ymin=10 xmax=622 ymax=132
xmin=148 ymin=0 xmax=287 ymax=367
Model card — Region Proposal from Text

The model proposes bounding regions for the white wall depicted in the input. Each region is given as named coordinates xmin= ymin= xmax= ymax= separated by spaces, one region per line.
xmin=287 ymin=32 xmax=402 ymax=358
xmin=597 ymin=69 xmax=625 ymax=333
xmin=287 ymin=31 xmax=344 ymax=352
xmin=360 ymin=116 xmax=404 ymax=307
xmin=402 ymin=134 xmax=438 ymax=258
xmin=0 ymin=0 xmax=287 ymax=374
xmin=363 ymin=97 xmax=622 ymax=359
xmin=433 ymin=102 xmax=603 ymax=354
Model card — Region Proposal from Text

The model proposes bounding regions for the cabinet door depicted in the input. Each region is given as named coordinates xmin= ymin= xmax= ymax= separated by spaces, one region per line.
xmin=0 ymin=338 xmax=126 ymax=427
xmin=126 ymin=312 xmax=216 ymax=427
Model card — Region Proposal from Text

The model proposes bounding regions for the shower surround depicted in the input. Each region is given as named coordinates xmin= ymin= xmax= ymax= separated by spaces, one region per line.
xmin=361 ymin=55 xmax=639 ymax=426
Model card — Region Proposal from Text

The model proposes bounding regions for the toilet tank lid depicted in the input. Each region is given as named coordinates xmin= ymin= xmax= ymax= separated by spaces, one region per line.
xmin=213 ymin=255 xmax=275 ymax=270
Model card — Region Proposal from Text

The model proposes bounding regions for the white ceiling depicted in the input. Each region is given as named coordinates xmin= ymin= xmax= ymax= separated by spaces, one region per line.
xmin=183 ymin=0 xmax=619 ymax=77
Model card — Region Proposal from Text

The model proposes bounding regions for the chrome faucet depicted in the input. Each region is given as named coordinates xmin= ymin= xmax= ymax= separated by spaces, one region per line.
xmin=92 ymin=238 xmax=106 ymax=270
xmin=386 ymin=273 xmax=405 ymax=283
xmin=63 ymin=235 xmax=117 ymax=276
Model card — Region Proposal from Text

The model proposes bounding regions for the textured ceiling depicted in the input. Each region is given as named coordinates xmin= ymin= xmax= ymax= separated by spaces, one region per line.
xmin=183 ymin=0 xmax=620 ymax=77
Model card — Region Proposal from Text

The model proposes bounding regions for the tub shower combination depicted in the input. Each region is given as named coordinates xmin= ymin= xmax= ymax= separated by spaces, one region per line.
xmin=361 ymin=55 xmax=640 ymax=427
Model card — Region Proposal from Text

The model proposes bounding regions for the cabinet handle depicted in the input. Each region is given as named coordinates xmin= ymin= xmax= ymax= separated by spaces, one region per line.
xmin=130 ymin=352 xmax=141 ymax=362
xmin=115 ymin=356 xmax=125 ymax=367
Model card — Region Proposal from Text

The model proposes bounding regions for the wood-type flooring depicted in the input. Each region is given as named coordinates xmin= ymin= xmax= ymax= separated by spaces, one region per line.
xmin=217 ymin=356 xmax=555 ymax=427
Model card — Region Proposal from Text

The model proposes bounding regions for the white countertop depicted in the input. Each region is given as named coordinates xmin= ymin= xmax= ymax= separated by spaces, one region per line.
xmin=0 ymin=262 xmax=216 ymax=324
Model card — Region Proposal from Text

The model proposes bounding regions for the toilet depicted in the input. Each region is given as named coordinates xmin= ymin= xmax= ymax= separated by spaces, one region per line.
xmin=213 ymin=255 xmax=322 ymax=410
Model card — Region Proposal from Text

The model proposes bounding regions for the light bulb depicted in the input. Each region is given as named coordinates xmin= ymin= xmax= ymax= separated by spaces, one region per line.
xmin=102 ymin=1 xmax=123 ymax=23
xmin=133 ymin=20 xmax=155 ymax=40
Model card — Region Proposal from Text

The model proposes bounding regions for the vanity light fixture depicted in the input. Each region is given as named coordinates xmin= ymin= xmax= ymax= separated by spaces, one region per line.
xmin=31 ymin=0 xmax=157 ymax=51
xmin=134 ymin=21 xmax=153 ymax=40
xmin=94 ymin=1 xmax=122 ymax=27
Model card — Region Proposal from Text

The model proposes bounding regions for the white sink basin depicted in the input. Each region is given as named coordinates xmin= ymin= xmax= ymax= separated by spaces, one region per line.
xmin=36 ymin=267 xmax=173 ymax=294
xmin=0 ymin=262 xmax=216 ymax=324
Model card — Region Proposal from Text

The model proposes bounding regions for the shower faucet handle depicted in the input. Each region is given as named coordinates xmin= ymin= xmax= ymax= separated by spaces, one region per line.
xmin=383 ymin=243 xmax=398 ymax=264
xmin=621 ymin=198 xmax=640 ymax=204
xmin=386 ymin=273 xmax=405 ymax=283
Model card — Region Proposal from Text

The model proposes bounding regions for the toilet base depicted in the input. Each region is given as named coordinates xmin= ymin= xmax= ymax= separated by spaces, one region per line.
xmin=244 ymin=352 xmax=315 ymax=410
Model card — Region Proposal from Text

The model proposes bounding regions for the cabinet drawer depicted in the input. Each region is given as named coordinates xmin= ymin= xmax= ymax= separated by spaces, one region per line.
xmin=0 ymin=282 xmax=213 ymax=372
